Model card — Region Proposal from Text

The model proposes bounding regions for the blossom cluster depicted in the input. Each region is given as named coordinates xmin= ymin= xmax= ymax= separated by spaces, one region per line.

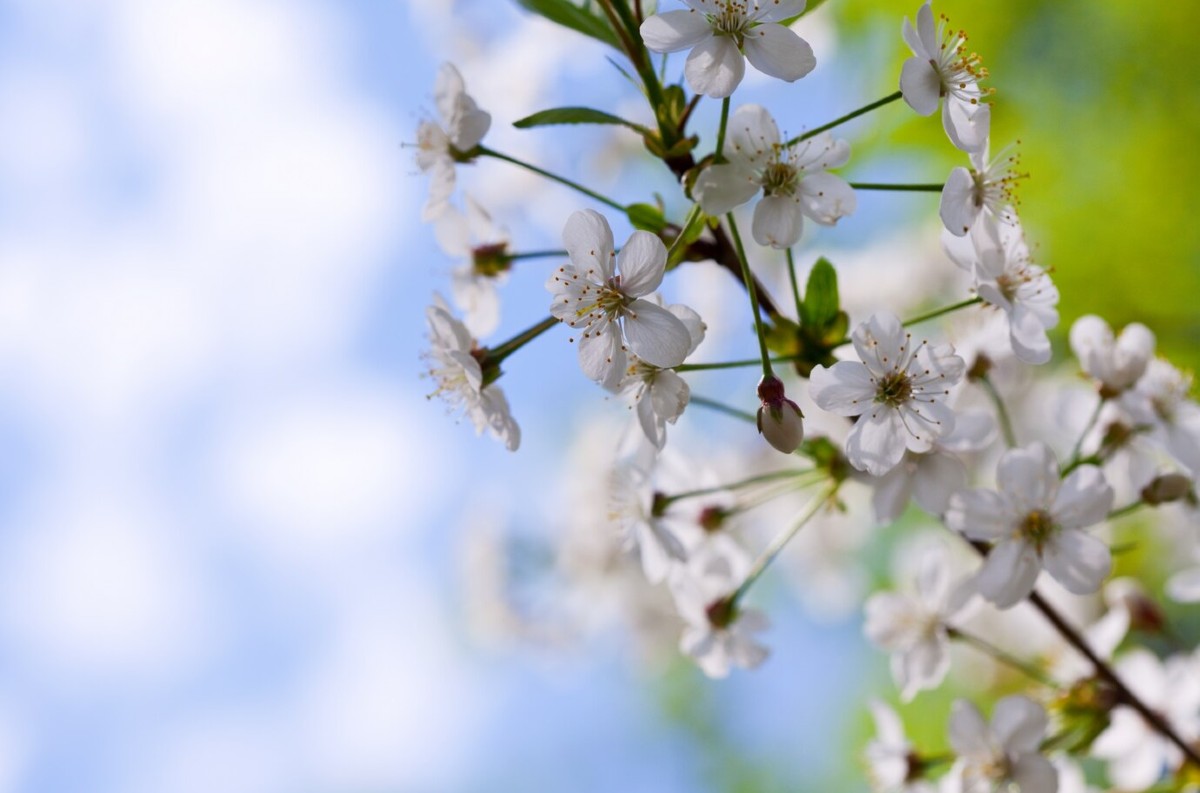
xmin=416 ymin=2 xmax=1200 ymax=790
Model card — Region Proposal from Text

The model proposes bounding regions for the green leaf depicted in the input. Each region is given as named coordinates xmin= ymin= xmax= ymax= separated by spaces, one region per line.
xmin=513 ymin=0 xmax=621 ymax=49
xmin=802 ymin=257 xmax=840 ymax=329
xmin=626 ymin=203 xmax=667 ymax=234
xmin=513 ymin=106 xmax=651 ymax=136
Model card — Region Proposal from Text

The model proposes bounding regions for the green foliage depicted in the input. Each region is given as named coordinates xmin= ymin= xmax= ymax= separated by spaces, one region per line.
xmin=512 ymin=0 xmax=621 ymax=49
xmin=513 ymin=106 xmax=651 ymax=136
xmin=626 ymin=202 xmax=668 ymax=233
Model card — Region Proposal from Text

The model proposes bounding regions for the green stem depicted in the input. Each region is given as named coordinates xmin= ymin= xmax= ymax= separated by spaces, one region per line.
xmin=1060 ymin=455 xmax=1102 ymax=477
xmin=660 ymin=469 xmax=812 ymax=507
xmin=714 ymin=96 xmax=731 ymax=162
xmin=507 ymin=249 xmax=567 ymax=261
xmin=676 ymin=355 xmax=799 ymax=373
xmin=1108 ymin=500 xmax=1146 ymax=521
xmin=978 ymin=374 xmax=1017 ymax=448
xmin=849 ymin=182 xmax=944 ymax=192
xmin=731 ymin=485 xmax=837 ymax=607
xmin=1067 ymin=395 xmax=1105 ymax=469
xmin=785 ymin=91 xmax=904 ymax=147
xmin=488 ymin=316 xmax=558 ymax=363
xmin=690 ymin=394 xmax=756 ymax=424
xmin=726 ymin=214 xmax=773 ymax=378
xmin=902 ymin=296 xmax=983 ymax=327
xmin=785 ymin=248 xmax=803 ymax=321
xmin=948 ymin=628 xmax=1057 ymax=687
xmin=475 ymin=145 xmax=626 ymax=212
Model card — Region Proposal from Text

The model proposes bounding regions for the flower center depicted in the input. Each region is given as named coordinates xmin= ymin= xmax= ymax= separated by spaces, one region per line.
xmin=472 ymin=242 xmax=512 ymax=277
xmin=875 ymin=372 xmax=914 ymax=407
xmin=761 ymin=160 xmax=798 ymax=196
xmin=1019 ymin=509 xmax=1056 ymax=549
xmin=933 ymin=14 xmax=991 ymax=102
xmin=709 ymin=3 xmax=750 ymax=41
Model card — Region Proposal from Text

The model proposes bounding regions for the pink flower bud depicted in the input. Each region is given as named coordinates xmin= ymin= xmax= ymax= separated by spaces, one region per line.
xmin=756 ymin=375 xmax=804 ymax=454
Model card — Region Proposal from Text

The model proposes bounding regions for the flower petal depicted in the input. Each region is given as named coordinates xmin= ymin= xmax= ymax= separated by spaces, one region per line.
xmin=975 ymin=539 xmax=1041 ymax=609
xmin=433 ymin=63 xmax=466 ymax=124
xmin=943 ymin=98 xmax=990 ymax=153
xmin=798 ymin=172 xmax=857 ymax=225
xmin=945 ymin=488 xmax=1013 ymax=541
xmin=578 ymin=321 xmax=624 ymax=382
xmin=991 ymin=695 xmax=1047 ymax=754
xmin=996 ymin=442 xmax=1059 ymax=511
xmin=939 ymin=166 xmax=978 ymax=237
xmin=650 ymin=369 xmax=690 ymax=425
xmin=616 ymin=230 xmax=668 ymax=297
xmin=872 ymin=462 xmax=914 ymax=523
xmin=684 ymin=35 xmax=746 ymax=98
xmin=726 ymin=103 xmax=780 ymax=162
xmin=752 ymin=194 xmax=805 ymax=248
xmin=900 ymin=57 xmax=941 ymax=116
xmin=1009 ymin=754 xmax=1057 ymax=793
xmin=912 ymin=453 xmax=966 ymax=516
xmin=1041 ymin=528 xmax=1111 ymax=595
xmin=562 ymin=209 xmax=615 ymax=281
xmin=948 ymin=699 xmax=991 ymax=756
xmin=742 ymin=23 xmax=816 ymax=83
xmin=755 ymin=0 xmax=807 ymax=24
xmin=1052 ymin=464 xmax=1113 ymax=528
xmin=640 ymin=9 xmax=713 ymax=53
xmin=846 ymin=408 xmax=908 ymax=476
xmin=851 ymin=312 xmax=907 ymax=378
xmin=809 ymin=361 xmax=877 ymax=416
xmin=623 ymin=299 xmax=692 ymax=369
xmin=694 ymin=163 xmax=761 ymax=215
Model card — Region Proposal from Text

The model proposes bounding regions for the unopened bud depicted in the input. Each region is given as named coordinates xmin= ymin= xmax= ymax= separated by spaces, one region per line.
xmin=967 ymin=353 xmax=993 ymax=381
xmin=1105 ymin=577 xmax=1166 ymax=634
xmin=756 ymin=375 xmax=804 ymax=454
xmin=1141 ymin=473 xmax=1194 ymax=505
xmin=697 ymin=505 xmax=730 ymax=533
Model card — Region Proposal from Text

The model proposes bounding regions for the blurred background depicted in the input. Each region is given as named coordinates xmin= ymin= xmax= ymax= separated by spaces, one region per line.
xmin=0 ymin=1 xmax=1194 ymax=791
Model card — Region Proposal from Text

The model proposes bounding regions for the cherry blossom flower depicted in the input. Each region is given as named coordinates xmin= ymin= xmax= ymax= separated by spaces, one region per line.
xmin=810 ymin=312 xmax=965 ymax=477
xmin=865 ymin=700 xmax=935 ymax=793
xmin=900 ymin=2 xmax=991 ymax=152
xmin=1091 ymin=649 xmax=1200 ymax=790
xmin=640 ymin=0 xmax=816 ymax=98
xmin=546 ymin=210 xmax=693 ymax=386
xmin=1120 ymin=358 xmax=1200 ymax=474
xmin=942 ymin=217 xmax=1058 ymax=364
xmin=756 ymin=374 xmax=805 ymax=454
xmin=694 ymin=104 xmax=855 ymax=248
xmin=415 ymin=63 xmax=490 ymax=221
xmin=612 ymin=302 xmax=707 ymax=450
xmin=608 ymin=456 xmax=690 ymax=584
xmin=940 ymin=145 xmax=1023 ymax=237
xmin=947 ymin=696 xmax=1057 ymax=793
xmin=670 ymin=540 xmax=769 ymax=678
xmin=945 ymin=442 xmax=1114 ymax=609
xmin=1166 ymin=547 xmax=1200 ymax=603
xmin=864 ymin=546 xmax=975 ymax=700
xmin=434 ymin=194 xmax=509 ymax=337
xmin=422 ymin=296 xmax=520 ymax=451
xmin=1068 ymin=314 xmax=1155 ymax=397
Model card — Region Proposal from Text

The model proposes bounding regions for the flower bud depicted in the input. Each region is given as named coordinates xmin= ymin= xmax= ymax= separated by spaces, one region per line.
xmin=1105 ymin=577 xmax=1166 ymax=634
xmin=1141 ymin=473 xmax=1194 ymax=505
xmin=756 ymin=375 xmax=804 ymax=454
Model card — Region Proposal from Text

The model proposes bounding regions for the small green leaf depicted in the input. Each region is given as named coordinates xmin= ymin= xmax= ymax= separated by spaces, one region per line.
xmin=626 ymin=203 xmax=668 ymax=234
xmin=802 ymin=257 xmax=840 ymax=329
xmin=513 ymin=106 xmax=650 ymax=136
xmin=513 ymin=0 xmax=621 ymax=49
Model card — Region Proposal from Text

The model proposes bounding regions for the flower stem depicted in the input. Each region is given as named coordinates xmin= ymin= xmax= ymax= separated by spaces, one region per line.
xmin=475 ymin=145 xmax=626 ymax=212
xmin=902 ymin=296 xmax=983 ymax=327
xmin=507 ymin=249 xmax=567 ymax=262
xmin=977 ymin=374 xmax=1017 ymax=448
xmin=660 ymin=469 xmax=812 ymax=507
xmin=726 ymin=213 xmax=773 ymax=378
xmin=676 ymin=355 xmax=799 ymax=373
xmin=784 ymin=91 xmax=903 ymax=147
xmin=785 ymin=248 xmax=803 ymax=320
xmin=1066 ymin=395 xmax=1105 ymax=469
xmin=714 ymin=96 xmax=731 ymax=162
xmin=730 ymin=485 xmax=837 ymax=607
xmin=947 ymin=627 xmax=1057 ymax=687
xmin=690 ymin=394 xmax=756 ymax=424
xmin=848 ymin=182 xmax=943 ymax=192
xmin=488 ymin=316 xmax=558 ymax=364
xmin=1108 ymin=500 xmax=1146 ymax=521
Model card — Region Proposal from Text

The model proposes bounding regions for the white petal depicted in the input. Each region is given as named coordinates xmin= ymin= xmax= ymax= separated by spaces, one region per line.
xmin=725 ymin=103 xmax=781 ymax=161
xmin=863 ymin=592 xmax=916 ymax=649
xmin=810 ymin=361 xmax=878 ymax=416
xmin=1009 ymin=754 xmax=1058 ymax=793
xmin=636 ymin=394 xmax=666 ymax=449
xmin=1166 ymin=567 xmax=1200 ymax=602
xmin=900 ymin=57 xmax=941 ymax=116
xmin=684 ymin=35 xmax=746 ymax=98
xmin=943 ymin=99 xmax=990 ymax=153
xmin=939 ymin=410 xmax=996 ymax=452
xmin=898 ymin=635 xmax=950 ymax=700
xmin=939 ymin=166 xmax=978 ymax=237
xmin=869 ymin=700 xmax=906 ymax=747
xmin=1068 ymin=314 xmax=1111 ymax=361
xmin=996 ymin=442 xmax=1059 ymax=509
xmin=948 ymin=700 xmax=992 ymax=756
xmin=846 ymin=408 xmax=908 ymax=476
xmin=975 ymin=540 xmax=1041 ymax=609
xmin=914 ymin=1 xmax=937 ymax=55
xmin=421 ymin=155 xmax=456 ymax=221
xmin=694 ymin=163 xmax=761 ymax=215
xmin=433 ymin=204 xmax=470 ymax=256
xmin=851 ymin=312 xmax=907 ymax=377
xmin=623 ymin=299 xmax=692 ymax=369
xmin=433 ymin=63 xmax=466 ymax=124
xmin=640 ymin=9 xmax=713 ymax=53
xmin=616 ymin=230 xmax=668 ymax=297
xmin=912 ymin=453 xmax=966 ymax=516
xmin=578 ymin=322 xmax=624 ymax=382
xmin=872 ymin=463 xmax=914 ymax=523
xmin=755 ymin=0 xmax=807 ymax=24
xmin=1007 ymin=303 xmax=1053 ymax=365
xmin=649 ymin=369 xmax=690 ymax=425
xmin=742 ymin=23 xmax=816 ymax=82
xmin=991 ymin=695 xmax=1047 ymax=754
xmin=798 ymin=172 xmax=857 ymax=225
xmin=667 ymin=303 xmax=707 ymax=355
xmin=451 ymin=99 xmax=491 ymax=151
xmin=945 ymin=488 xmax=1012 ymax=541
xmin=1052 ymin=465 xmax=1113 ymax=529
xmin=562 ymin=209 xmax=615 ymax=281
xmin=752 ymin=194 xmax=804 ymax=248
xmin=1041 ymin=528 xmax=1111 ymax=595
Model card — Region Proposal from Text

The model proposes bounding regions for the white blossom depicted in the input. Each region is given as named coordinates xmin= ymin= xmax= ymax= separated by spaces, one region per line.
xmin=947 ymin=696 xmax=1057 ymax=793
xmin=640 ymin=0 xmax=816 ymax=98
xmin=1069 ymin=315 xmax=1156 ymax=395
xmin=608 ymin=456 xmax=690 ymax=584
xmin=810 ymin=312 xmax=966 ymax=477
xmin=900 ymin=1 xmax=991 ymax=152
xmin=670 ymin=540 xmax=769 ymax=678
xmin=434 ymin=194 xmax=510 ymax=337
xmin=546 ymin=210 xmax=693 ymax=386
xmin=415 ymin=63 xmax=491 ymax=220
xmin=1121 ymin=358 xmax=1200 ymax=474
xmin=945 ymin=442 xmax=1114 ymax=609
xmin=422 ymin=296 xmax=520 ymax=451
xmin=612 ymin=302 xmax=706 ymax=450
xmin=866 ymin=700 xmax=935 ymax=793
xmin=1091 ymin=650 xmax=1200 ymax=790
xmin=864 ymin=546 xmax=975 ymax=700
xmin=940 ymin=145 xmax=1022 ymax=237
xmin=694 ymin=104 xmax=855 ymax=248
